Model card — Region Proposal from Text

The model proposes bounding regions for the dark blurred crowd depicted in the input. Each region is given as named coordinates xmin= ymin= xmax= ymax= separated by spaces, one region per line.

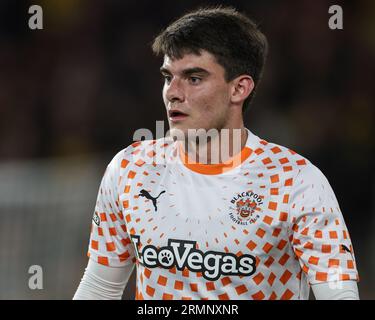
xmin=0 ymin=0 xmax=374 ymax=294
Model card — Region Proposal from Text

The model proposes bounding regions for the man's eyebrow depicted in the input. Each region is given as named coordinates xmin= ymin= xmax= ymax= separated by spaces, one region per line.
xmin=181 ymin=67 xmax=210 ymax=77
xmin=159 ymin=67 xmax=210 ymax=76
xmin=160 ymin=67 xmax=171 ymax=74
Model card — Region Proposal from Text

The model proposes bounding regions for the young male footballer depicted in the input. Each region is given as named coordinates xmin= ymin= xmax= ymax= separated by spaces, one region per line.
xmin=74 ymin=7 xmax=359 ymax=300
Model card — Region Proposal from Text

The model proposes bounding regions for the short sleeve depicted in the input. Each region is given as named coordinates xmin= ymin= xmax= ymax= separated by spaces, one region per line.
xmin=289 ymin=164 xmax=359 ymax=284
xmin=87 ymin=150 xmax=136 ymax=267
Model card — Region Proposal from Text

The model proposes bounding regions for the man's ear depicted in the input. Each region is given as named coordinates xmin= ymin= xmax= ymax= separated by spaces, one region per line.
xmin=230 ymin=75 xmax=254 ymax=105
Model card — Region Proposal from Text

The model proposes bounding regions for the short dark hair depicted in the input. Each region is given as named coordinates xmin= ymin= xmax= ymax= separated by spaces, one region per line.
xmin=152 ymin=6 xmax=268 ymax=112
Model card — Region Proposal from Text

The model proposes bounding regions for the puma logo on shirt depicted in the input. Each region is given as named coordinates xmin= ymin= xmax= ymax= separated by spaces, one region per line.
xmin=138 ymin=189 xmax=166 ymax=211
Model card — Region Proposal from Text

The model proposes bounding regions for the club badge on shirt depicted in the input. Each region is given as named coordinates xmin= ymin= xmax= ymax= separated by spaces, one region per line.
xmin=228 ymin=191 xmax=263 ymax=225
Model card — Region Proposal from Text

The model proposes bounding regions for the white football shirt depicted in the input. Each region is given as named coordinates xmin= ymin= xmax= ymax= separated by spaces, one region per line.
xmin=87 ymin=129 xmax=359 ymax=300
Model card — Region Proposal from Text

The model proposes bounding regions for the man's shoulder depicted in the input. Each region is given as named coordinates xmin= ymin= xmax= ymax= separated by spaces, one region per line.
xmin=251 ymin=134 xmax=331 ymax=188
xmin=109 ymin=137 xmax=176 ymax=170
xmin=248 ymin=132 xmax=312 ymax=175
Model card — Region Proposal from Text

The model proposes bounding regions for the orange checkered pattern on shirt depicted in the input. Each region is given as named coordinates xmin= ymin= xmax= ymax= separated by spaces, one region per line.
xmin=87 ymin=129 xmax=359 ymax=300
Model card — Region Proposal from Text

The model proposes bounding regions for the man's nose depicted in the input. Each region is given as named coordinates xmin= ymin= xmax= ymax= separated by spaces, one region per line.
xmin=165 ymin=78 xmax=185 ymax=103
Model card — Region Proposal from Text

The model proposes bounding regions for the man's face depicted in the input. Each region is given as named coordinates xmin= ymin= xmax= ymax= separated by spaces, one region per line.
xmin=160 ymin=50 xmax=232 ymax=138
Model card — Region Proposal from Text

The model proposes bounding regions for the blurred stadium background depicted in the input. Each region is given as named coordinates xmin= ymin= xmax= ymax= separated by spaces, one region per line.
xmin=0 ymin=0 xmax=373 ymax=299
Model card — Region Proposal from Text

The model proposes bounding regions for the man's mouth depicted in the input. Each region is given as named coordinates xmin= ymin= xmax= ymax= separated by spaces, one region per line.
xmin=168 ymin=110 xmax=189 ymax=122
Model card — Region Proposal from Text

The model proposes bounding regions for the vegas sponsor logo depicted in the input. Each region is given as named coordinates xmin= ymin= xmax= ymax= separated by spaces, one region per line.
xmin=131 ymin=235 xmax=256 ymax=281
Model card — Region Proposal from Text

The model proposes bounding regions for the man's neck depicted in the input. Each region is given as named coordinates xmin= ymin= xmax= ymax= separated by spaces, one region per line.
xmin=183 ymin=127 xmax=248 ymax=164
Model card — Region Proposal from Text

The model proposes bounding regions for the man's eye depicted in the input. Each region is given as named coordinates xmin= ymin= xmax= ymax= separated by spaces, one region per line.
xmin=163 ymin=75 xmax=172 ymax=83
xmin=189 ymin=77 xmax=201 ymax=84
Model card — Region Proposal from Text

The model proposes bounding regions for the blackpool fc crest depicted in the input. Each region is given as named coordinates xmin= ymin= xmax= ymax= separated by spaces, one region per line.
xmin=229 ymin=191 xmax=263 ymax=225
